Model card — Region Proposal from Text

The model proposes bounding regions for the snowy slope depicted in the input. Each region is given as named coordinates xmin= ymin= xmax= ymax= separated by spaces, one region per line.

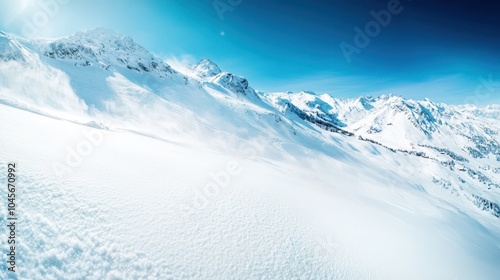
xmin=1 ymin=29 xmax=500 ymax=279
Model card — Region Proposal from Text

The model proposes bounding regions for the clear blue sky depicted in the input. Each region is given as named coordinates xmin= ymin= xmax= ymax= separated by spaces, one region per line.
xmin=0 ymin=0 xmax=499 ymax=104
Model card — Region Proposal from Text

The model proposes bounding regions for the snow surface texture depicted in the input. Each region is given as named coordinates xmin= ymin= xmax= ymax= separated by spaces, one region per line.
xmin=1 ymin=29 xmax=500 ymax=279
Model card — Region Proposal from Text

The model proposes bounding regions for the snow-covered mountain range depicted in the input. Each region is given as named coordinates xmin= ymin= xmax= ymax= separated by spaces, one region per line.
xmin=1 ymin=29 xmax=500 ymax=279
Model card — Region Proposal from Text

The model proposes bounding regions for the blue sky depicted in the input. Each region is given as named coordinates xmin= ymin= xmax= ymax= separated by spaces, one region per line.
xmin=0 ymin=0 xmax=499 ymax=104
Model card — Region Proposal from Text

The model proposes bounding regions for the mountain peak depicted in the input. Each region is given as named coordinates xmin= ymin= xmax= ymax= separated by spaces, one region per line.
xmin=72 ymin=28 xmax=130 ymax=42
xmin=38 ymin=28 xmax=176 ymax=77
xmin=357 ymin=96 xmax=375 ymax=110
xmin=198 ymin=58 xmax=216 ymax=65
xmin=66 ymin=28 xmax=144 ymax=54
xmin=191 ymin=58 xmax=221 ymax=78
xmin=299 ymin=90 xmax=317 ymax=95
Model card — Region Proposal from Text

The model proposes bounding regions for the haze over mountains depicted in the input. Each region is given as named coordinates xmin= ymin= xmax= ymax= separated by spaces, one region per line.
xmin=1 ymin=28 xmax=499 ymax=279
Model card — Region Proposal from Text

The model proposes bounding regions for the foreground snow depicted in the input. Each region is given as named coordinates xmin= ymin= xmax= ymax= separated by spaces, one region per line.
xmin=1 ymin=104 xmax=500 ymax=279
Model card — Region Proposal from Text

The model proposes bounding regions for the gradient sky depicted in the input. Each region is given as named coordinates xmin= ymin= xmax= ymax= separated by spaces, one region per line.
xmin=0 ymin=0 xmax=499 ymax=104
